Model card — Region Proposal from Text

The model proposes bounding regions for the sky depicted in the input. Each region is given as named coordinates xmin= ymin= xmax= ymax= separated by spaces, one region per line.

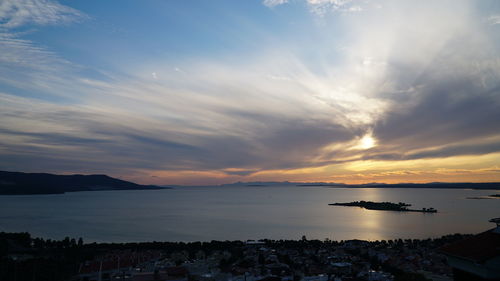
xmin=1 ymin=0 xmax=500 ymax=185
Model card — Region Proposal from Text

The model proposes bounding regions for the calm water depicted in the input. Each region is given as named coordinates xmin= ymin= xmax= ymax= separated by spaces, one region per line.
xmin=0 ymin=186 xmax=498 ymax=242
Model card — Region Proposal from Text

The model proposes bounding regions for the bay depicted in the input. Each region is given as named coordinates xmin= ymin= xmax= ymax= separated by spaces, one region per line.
xmin=0 ymin=186 xmax=498 ymax=242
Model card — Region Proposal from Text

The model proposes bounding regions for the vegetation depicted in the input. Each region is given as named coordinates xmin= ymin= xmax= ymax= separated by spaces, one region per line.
xmin=329 ymin=201 xmax=437 ymax=213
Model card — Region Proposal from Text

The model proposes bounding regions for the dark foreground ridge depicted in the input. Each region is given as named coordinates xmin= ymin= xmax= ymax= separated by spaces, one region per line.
xmin=329 ymin=201 xmax=437 ymax=213
xmin=0 ymin=171 xmax=165 ymax=195
xmin=0 ymin=231 xmax=473 ymax=281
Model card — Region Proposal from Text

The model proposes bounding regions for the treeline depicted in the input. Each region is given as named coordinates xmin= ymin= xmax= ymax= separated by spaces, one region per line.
xmin=0 ymin=232 xmax=91 ymax=281
xmin=330 ymin=201 xmax=412 ymax=211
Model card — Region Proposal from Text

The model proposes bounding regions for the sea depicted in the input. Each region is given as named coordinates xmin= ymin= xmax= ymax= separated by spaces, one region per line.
xmin=0 ymin=185 xmax=498 ymax=242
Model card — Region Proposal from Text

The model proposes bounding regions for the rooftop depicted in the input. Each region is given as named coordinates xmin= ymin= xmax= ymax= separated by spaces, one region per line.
xmin=440 ymin=228 xmax=500 ymax=263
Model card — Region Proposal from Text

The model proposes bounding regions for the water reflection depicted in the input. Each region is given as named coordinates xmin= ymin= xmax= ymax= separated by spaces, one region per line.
xmin=358 ymin=209 xmax=385 ymax=240
xmin=358 ymin=188 xmax=382 ymax=202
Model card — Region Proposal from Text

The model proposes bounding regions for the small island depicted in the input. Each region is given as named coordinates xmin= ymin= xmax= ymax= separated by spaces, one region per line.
xmin=466 ymin=194 xmax=500 ymax=199
xmin=329 ymin=200 xmax=437 ymax=213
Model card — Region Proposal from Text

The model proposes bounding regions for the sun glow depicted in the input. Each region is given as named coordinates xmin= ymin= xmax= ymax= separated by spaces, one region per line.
xmin=359 ymin=134 xmax=376 ymax=149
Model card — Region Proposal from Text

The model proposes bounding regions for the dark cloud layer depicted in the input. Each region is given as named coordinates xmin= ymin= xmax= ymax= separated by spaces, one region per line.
xmin=0 ymin=106 xmax=357 ymax=175
xmin=374 ymin=80 xmax=500 ymax=149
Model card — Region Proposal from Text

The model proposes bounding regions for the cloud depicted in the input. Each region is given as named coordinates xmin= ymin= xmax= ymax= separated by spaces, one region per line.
xmin=362 ymin=138 xmax=500 ymax=161
xmin=222 ymin=169 xmax=260 ymax=176
xmin=0 ymin=49 xmax=363 ymax=177
xmin=262 ymin=0 xmax=289 ymax=8
xmin=488 ymin=15 xmax=500 ymax=25
xmin=174 ymin=67 xmax=185 ymax=74
xmin=0 ymin=32 xmax=69 ymax=70
xmin=373 ymin=79 xmax=500 ymax=151
xmin=0 ymin=32 xmax=75 ymax=90
xmin=306 ymin=0 xmax=362 ymax=15
xmin=0 ymin=30 xmax=93 ymax=105
xmin=359 ymin=2 xmax=500 ymax=163
xmin=406 ymin=141 xmax=500 ymax=160
xmin=0 ymin=0 xmax=88 ymax=100
xmin=263 ymin=0 xmax=367 ymax=15
xmin=0 ymin=0 xmax=86 ymax=28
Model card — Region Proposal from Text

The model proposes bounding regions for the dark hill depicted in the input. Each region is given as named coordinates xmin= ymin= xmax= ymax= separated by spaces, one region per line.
xmin=0 ymin=171 xmax=164 ymax=195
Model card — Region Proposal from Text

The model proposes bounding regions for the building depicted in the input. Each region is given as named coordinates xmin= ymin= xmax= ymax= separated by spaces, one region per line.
xmin=441 ymin=218 xmax=500 ymax=281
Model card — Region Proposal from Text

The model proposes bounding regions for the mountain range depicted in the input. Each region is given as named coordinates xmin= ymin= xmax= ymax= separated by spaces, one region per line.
xmin=1 ymin=171 xmax=499 ymax=195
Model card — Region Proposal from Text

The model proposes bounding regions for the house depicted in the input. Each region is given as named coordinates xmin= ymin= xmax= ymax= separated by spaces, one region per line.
xmin=440 ymin=218 xmax=500 ymax=281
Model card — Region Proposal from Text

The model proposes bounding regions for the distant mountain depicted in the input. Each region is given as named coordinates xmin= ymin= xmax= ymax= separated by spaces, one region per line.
xmin=0 ymin=171 xmax=165 ymax=195
xmin=221 ymin=181 xmax=500 ymax=190
xmin=221 ymin=181 xmax=297 ymax=187
xmin=297 ymin=182 xmax=500 ymax=190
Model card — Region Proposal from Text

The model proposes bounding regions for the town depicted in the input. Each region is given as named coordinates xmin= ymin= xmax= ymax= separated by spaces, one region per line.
xmin=1 ymin=232 xmax=467 ymax=281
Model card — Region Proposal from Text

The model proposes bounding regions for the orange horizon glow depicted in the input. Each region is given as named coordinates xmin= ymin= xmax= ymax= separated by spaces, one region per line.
xmin=118 ymin=153 xmax=500 ymax=186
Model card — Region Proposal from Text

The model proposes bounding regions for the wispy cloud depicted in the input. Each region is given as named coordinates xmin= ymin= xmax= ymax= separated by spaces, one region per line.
xmin=0 ymin=0 xmax=88 ymax=99
xmin=0 ymin=32 xmax=68 ymax=70
xmin=0 ymin=32 xmax=75 ymax=90
xmin=306 ymin=0 xmax=363 ymax=15
xmin=0 ymin=0 xmax=86 ymax=28
xmin=262 ymin=0 xmax=289 ymax=8
xmin=263 ymin=0 xmax=366 ymax=15
xmin=488 ymin=14 xmax=500 ymax=25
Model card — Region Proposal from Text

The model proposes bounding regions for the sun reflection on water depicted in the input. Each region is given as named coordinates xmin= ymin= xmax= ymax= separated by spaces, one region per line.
xmin=356 ymin=188 xmax=387 ymax=240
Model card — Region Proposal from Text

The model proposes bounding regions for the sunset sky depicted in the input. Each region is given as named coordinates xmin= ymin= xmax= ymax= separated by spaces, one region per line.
xmin=1 ymin=0 xmax=500 ymax=185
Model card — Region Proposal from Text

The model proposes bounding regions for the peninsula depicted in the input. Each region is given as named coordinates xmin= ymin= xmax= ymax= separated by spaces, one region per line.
xmin=329 ymin=201 xmax=437 ymax=213
xmin=0 ymin=171 xmax=165 ymax=195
